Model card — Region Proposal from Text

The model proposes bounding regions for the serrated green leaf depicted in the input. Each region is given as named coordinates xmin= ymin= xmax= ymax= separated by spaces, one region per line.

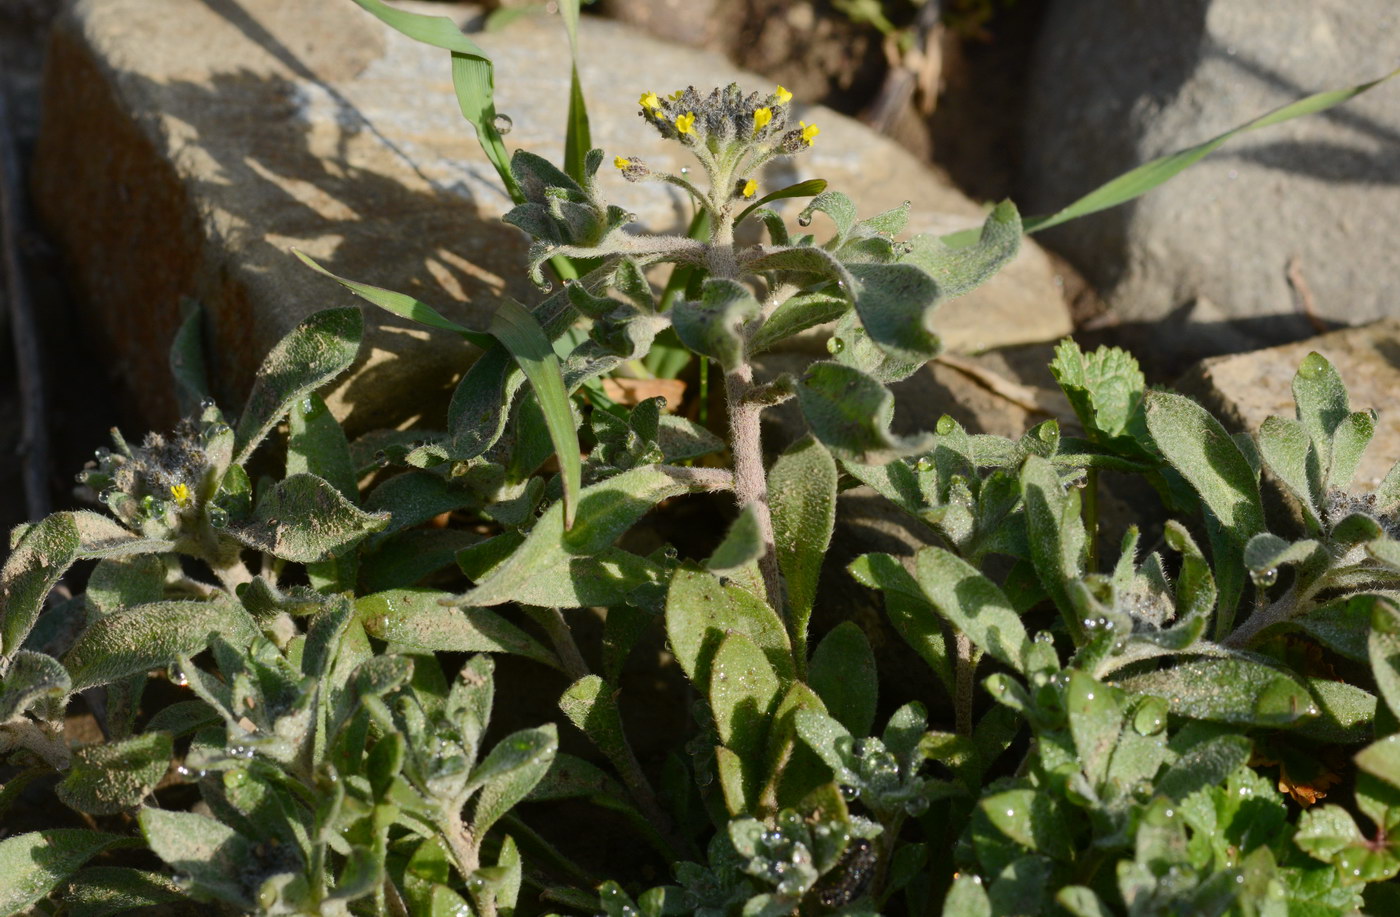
xmin=57 ymin=732 xmax=172 ymax=815
xmin=808 ymin=621 xmax=876 ymax=738
xmin=233 ymin=307 xmax=362 ymax=464
xmin=1 ymin=511 xmax=81 ymax=657
xmin=64 ymin=599 xmax=257 ymax=691
xmin=0 ymin=830 xmax=133 ymax=916
xmin=797 ymin=361 xmax=934 ymax=464
xmin=491 ymin=298 xmax=582 ymax=528
xmin=665 ymin=567 xmax=793 ymax=694
xmin=357 ymin=589 xmax=557 ymax=669
xmin=1357 ymin=735 xmax=1400 ymax=788
xmin=232 ymin=473 xmax=389 ymax=563
xmin=1049 ymin=338 xmax=1148 ymax=448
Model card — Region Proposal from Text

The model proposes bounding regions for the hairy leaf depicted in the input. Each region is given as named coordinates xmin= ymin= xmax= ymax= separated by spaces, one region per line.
xmin=809 ymin=621 xmax=877 ymax=738
xmin=232 ymin=473 xmax=389 ymax=563
xmin=358 ymin=589 xmax=557 ymax=669
xmin=797 ymin=361 xmax=934 ymax=464
xmin=57 ymin=732 xmax=173 ymax=815
xmin=471 ymin=725 xmax=558 ymax=836
xmin=769 ymin=436 xmax=837 ymax=655
xmin=0 ymin=830 xmax=132 ymax=916
xmin=233 ymin=307 xmax=362 ymax=464
xmin=665 ymin=567 xmax=793 ymax=694
xmin=138 ymin=809 xmax=256 ymax=907
xmin=65 ymin=599 xmax=258 ymax=691
xmin=1 ymin=512 xmax=81 ymax=657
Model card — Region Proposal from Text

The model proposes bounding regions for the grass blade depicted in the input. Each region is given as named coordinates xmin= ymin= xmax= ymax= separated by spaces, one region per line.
xmin=490 ymin=300 xmax=582 ymax=527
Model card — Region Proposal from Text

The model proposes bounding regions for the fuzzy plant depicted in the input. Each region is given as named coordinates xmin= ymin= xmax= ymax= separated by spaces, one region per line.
xmin=4 ymin=0 xmax=1400 ymax=914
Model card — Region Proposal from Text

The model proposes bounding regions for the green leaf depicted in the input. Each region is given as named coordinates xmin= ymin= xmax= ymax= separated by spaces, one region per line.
xmin=65 ymin=867 xmax=184 ymax=917
xmin=1021 ymin=455 xmax=1086 ymax=640
xmin=796 ymin=361 xmax=934 ymax=464
xmin=733 ymin=178 xmax=829 ymax=226
xmin=768 ymin=435 xmax=836 ymax=662
xmin=902 ymin=200 xmax=1021 ymax=301
xmin=672 ymin=278 xmax=761 ymax=370
xmin=86 ymin=554 xmax=167 ymax=618
xmin=491 ymin=299 xmax=582 ymax=527
xmin=847 ymin=261 xmax=943 ymax=363
xmin=168 ymin=301 xmax=209 ymax=418
xmin=1256 ymin=416 xmax=1320 ymax=529
xmin=979 ymin=788 xmax=1070 ymax=859
xmin=64 ymin=599 xmax=258 ymax=691
xmin=288 ymin=393 xmax=358 ymax=502
xmin=293 ymin=250 xmax=492 ymax=347
xmin=557 ymin=676 xmax=640 ymax=788
xmin=1056 ymin=886 xmax=1114 ymax=917
xmin=233 ymin=307 xmax=362 ymax=465
xmin=1 ymin=511 xmax=81 ymax=657
xmin=1048 ymin=339 xmax=1147 ymax=447
xmin=1064 ymin=672 xmax=1124 ymax=791
xmin=709 ymin=632 xmax=783 ymax=811
xmin=1155 ymin=734 xmax=1251 ymax=801
xmin=1329 ymin=410 xmax=1375 ymax=491
xmin=1298 ymin=678 xmax=1376 ymax=744
xmin=1113 ymin=656 xmax=1315 ymax=727
xmin=912 ymin=547 xmax=1029 ymax=674
xmin=749 ymin=291 xmax=848 ymax=355
xmin=1292 ymin=351 xmax=1349 ymax=483
xmin=1357 ymin=735 xmax=1400 ymax=788
xmin=847 ymin=553 xmax=953 ymax=696
xmin=706 ymin=505 xmax=764 ymax=575
xmin=808 ymin=621 xmax=877 ymax=738
xmin=943 ymin=873 xmax=992 ymax=917
xmin=232 ymin=473 xmax=389 ymax=563
xmin=363 ymin=471 xmax=478 ymax=540
xmin=1295 ymin=804 xmax=1400 ymax=882
xmin=1016 ymin=66 xmax=1400 ymax=235
xmin=138 ymin=809 xmax=256 ymax=907
xmin=454 ymin=465 xmax=685 ymax=607
xmin=471 ymin=725 xmax=559 ymax=837
xmin=1370 ymin=600 xmax=1400 ymax=719
xmin=57 ymin=732 xmax=173 ymax=815
xmin=1145 ymin=391 xmax=1264 ymax=631
xmin=0 ymin=830 xmax=132 ymax=916
xmin=793 ymin=708 xmax=856 ymax=785
xmin=0 ymin=650 xmax=71 ymax=720
xmin=357 ymin=589 xmax=557 ymax=669
xmin=665 ymin=567 xmax=794 ymax=694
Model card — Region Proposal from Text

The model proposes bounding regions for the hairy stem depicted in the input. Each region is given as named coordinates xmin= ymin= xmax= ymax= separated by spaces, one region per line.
xmin=1084 ymin=467 xmax=1099 ymax=572
xmin=725 ymin=366 xmax=783 ymax=613
xmin=1223 ymin=586 xmax=1301 ymax=649
xmin=955 ymin=633 xmax=974 ymax=737
xmin=530 ymin=606 xmax=590 ymax=681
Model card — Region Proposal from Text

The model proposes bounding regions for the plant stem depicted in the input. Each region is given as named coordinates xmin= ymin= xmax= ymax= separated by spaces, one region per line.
xmin=530 ymin=606 xmax=590 ymax=681
xmin=1223 ymin=586 xmax=1300 ymax=649
xmin=725 ymin=366 xmax=783 ymax=612
xmin=955 ymin=633 xmax=974 ymax=737
xmin=1084 ymin=467 xmax=1099 ymax=572
xmin=872 ymin=810 xmax=907 ymax=901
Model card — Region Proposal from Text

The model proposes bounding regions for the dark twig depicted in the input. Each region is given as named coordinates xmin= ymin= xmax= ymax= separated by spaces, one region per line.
xmin=0 ymin=89 xmax=49 ymax=520
xmin=862 ymin=0 xmax=945 ymax=134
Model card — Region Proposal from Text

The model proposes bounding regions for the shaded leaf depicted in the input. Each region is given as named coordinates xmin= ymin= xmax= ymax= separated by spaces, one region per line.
xmin=65 ymin=599 xmax=258 ymax=691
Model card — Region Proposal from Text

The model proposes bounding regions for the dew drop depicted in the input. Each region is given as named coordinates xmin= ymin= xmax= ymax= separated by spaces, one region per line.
xmin=797 ymin=213 xmax=813 ymax=227
xmin=935 ymin=415 xmax=955 ymax=435
xmin=826 ymin=336 xmax=845 ymax=355
xmin=1132 ymin=697 xmax=1169 ymax=736
xmin=493 ymin=113 xmax=513 ymax=135
xmin=915 ymin=456 xmax=934 ymax=473
xmin=680 ymin=167 xmax=690 ymax=175
xmin=1250 ymin=566 xmax=1278 ymax=588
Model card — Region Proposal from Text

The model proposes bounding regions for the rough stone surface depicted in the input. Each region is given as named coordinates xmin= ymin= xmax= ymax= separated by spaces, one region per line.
xmin=1178 ymin=318 xmax=1400 ymax=492
xmin=1021 ymin=0 xmax=1400 ymax=360
xmin=34 ymin=0 xmax=1071 ymax=433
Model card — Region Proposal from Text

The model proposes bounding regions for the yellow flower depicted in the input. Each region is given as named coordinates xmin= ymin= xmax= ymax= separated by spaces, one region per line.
xmin=774 ymin=85 xmax=793 ymax=104
xmin=675 ymin=112 xmax=696 ymax=135
xmin=639 ymin=91 xmax=660 ymax=110
xmin=742 ymin=179 xmax=758 ymax=198
xmin=669 ymin=90 xmax=685 ymax=101
xmin=614 ymin=156 xmax=631 ymax=170
xmin=800 ymin=121 xmax=820 ymax=145
xmin=170 ymin=483 xmax=191 ymax=507
xmin=753 ymin=107 xmax=773 ymax=131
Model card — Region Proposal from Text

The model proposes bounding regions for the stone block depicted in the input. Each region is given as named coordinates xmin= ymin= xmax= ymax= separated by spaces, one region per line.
xmin=1021 ymin=0 xmax=1400 ymax=362
xmin=34 ymin=0 xmax=1071 ymax=434
xmin=1177 ymin=318 xmax=1400 ymax=492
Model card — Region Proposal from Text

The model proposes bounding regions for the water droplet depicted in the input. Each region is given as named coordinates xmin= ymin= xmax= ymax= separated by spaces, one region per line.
xmin=679 ymin=166 xmax=689 ymax=174
xmin=493 ymin=113 xmax=513 ymax=135
xmin=826 ymin=336 xmax=845 ymax=354
xmin=915 ymin=456 xmax=933 ymax=472
xmin=1250 ymin=566 xmax=1278 ymax=588
xmin=936 ymin=415 xmax=955 ymax=435
xmin=1004 ymin=808 xmax=1015 ymax=818
xmin=797 ymin=213 xmax=813 ymax=227
xmin=1034 ymin=631 xmax=1054 ymax=645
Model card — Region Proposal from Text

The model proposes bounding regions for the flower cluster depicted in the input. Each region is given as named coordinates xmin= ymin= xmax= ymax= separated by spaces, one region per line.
xmin=613 ymin=82 xmax=819 ymax=215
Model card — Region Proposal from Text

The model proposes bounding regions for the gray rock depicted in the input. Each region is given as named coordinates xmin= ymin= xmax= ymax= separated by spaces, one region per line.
xmin=1021 ymin=0 xmax=1400 ymax=361
xmin=1177 ymin=318 xmax=1400 ymax=493
xmin=34 ymin=0 xmax=1070 ymax=434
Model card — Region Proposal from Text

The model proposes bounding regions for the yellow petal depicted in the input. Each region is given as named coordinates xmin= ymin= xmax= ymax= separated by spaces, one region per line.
xmin=775 ymin=85 xmax=793 ymax=104
xmin=742 ymin=179 xmax=758 ymax=198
